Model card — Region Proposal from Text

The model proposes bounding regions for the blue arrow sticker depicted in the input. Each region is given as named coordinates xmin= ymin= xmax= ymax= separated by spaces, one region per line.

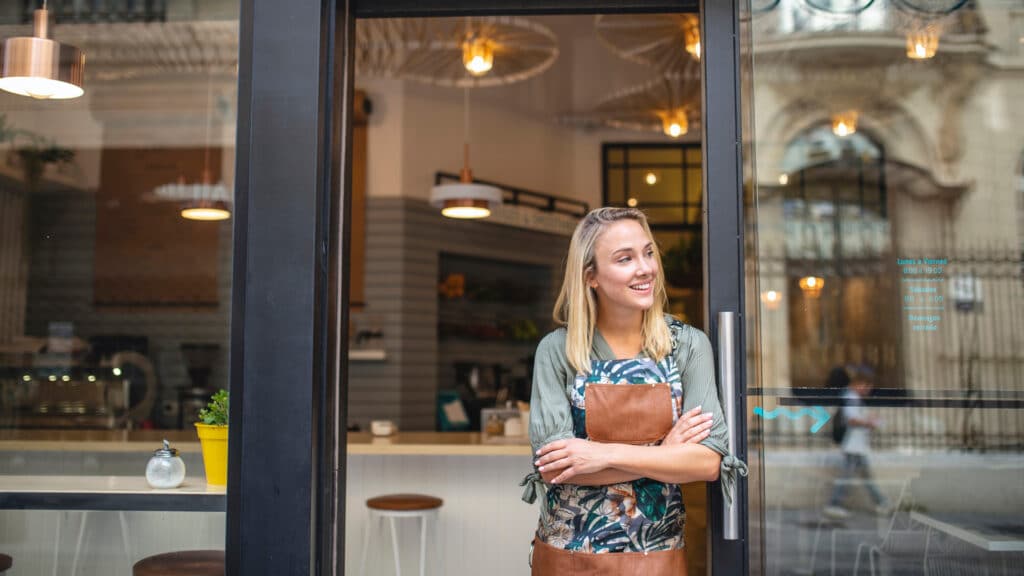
xmin=753 ymin=406 xmax=832 ymax=433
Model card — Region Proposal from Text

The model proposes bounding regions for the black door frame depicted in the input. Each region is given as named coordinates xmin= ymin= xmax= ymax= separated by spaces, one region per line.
xmin=229 ymin=0 xmax=746 ymax=574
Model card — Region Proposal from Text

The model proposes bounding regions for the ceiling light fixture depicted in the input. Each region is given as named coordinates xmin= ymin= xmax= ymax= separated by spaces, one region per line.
xmin=0 ymin=1 xmax=85 ymax=99
xmin=831 ymin=111 xmax=858 ymax=137
xmin=660 ymin=108 xmax=688 ymax=138
xmin=760 ymin=290 xmax=782 ymax=309
xmin=906 ymin=29 xmax=939 ymax=59
xmin=430 ymin=89 xmax=501 ymax=219
xmin=645 ymin=171 xmax=658 ymax=186
xmin=682 ymin=15 xmax=701 ymax=60
xmin=462 ymin=36 xmax=494 ymax=77
xmin=152 ymin=74 xmax=230 ymax=221
xmin=798 ymin=276 xmax=825 ymax=298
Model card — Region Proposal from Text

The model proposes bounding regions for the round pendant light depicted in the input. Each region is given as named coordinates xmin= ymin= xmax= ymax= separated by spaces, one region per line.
xmin=429 ymin=89 xmax=501 ymax=219
xmin=430 ymin=144 xmax=502 ymax=219
xmin=0 ymin=5 xmax=85 ymax=100
xmin=153 ymin=176 xmax=232 ymax=222
xmin=430 ymin=180 xmax=503 ymax=219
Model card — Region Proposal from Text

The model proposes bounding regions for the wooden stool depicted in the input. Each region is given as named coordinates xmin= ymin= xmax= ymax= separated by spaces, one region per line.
xmin=0 ymin=553 xmax=11 ymax=573
xmin=360 ymin=494 xmax=443 ymax=576
xmin=132 ymin=550 xmax=224 ymax=576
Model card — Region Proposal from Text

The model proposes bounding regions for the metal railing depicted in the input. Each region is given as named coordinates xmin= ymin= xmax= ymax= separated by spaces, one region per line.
xmin=751 ymin=247 xmax=1024 ymax=453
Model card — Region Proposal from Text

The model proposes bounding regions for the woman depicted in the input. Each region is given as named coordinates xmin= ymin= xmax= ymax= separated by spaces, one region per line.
xmin=522 ymin=207 xmax=744 ymax=575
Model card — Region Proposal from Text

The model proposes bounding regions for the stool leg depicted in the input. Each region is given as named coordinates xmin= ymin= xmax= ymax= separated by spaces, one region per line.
xmin=118 ymin=512 xmax=131 ymax=564
xmin=389 ymin=516 xmax=402 ymax=576
xmin=419 ymin=514 xmax=427 ymax=576
xmin=434 ymin=512 xmax=442 ymax=576
xmin=71 ymin=510 xmax=88 ymax=576
xmin=359 ymin=511 xmax=374 ymax=575
xmin=52 ymin=511 xmax=63 ymax=576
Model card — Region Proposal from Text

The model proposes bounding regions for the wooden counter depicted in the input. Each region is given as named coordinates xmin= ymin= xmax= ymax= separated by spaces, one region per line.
xmin=0 ymin=430 xmax=531 ymax=456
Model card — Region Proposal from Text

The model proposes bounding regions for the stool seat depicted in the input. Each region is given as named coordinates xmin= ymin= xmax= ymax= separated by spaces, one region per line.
xmin=0 ymin=553 xmax=11 ymax=572
xmin=366 ymin=494 xmax=443 ymax=511
xmin=133 ymin=550 xmax=224 ymax=576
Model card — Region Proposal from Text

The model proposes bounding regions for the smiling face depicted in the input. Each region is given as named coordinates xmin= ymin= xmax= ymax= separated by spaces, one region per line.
xmin=587 ymin=219 xmax=659 ymax=316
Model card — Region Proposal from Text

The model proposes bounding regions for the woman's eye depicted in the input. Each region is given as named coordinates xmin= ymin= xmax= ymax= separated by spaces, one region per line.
xmin=618 ymin=257 xmax=631 ymax=263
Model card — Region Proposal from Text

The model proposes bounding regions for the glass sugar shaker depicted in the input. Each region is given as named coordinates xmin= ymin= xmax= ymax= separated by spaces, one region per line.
xmin=146 ymin=439 xmax=186 ymax=489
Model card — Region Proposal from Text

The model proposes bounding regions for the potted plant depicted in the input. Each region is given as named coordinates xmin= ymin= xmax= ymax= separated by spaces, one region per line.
xmin=195 ymin=389 xmax=229 ymax=486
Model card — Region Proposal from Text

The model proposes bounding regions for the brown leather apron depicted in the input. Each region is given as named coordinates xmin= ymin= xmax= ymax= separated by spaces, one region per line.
xmin=532 ymin=382 xmax=685 ymax=576
xmin=531 ymin=537 xmax=688 ymax=576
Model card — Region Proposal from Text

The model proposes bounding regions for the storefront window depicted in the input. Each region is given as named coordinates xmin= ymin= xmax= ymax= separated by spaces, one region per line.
xmin=743 ymin=0 xmax=1024 ymax=573
xmin=0 ymin=1 xmax=237 ymax=572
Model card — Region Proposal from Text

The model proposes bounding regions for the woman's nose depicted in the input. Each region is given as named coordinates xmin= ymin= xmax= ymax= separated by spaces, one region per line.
xmin=638 ymin=258 xmax=653 ymax=276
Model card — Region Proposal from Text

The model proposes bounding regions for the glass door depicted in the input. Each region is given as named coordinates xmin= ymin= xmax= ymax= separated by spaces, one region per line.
xmin=740 ymin=1 xmax=1024 ymax=574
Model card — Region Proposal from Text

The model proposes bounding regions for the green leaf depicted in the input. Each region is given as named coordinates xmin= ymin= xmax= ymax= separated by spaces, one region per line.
xmin=633 ymin=478 xmax=667 ymax=520
xmin=197 ymin=389 xmax=229 ymax=426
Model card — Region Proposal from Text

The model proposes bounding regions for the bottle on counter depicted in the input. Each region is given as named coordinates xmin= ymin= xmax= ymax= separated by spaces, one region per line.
xmin=146 ymin=439 xmax=186 ymax=489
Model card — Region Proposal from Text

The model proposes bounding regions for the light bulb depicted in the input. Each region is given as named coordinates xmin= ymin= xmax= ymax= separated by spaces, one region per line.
xmin=645 ymin=172 xmax=658 ymax=186
xmin=831 ymin=111 xmax=858 ymax=137
xmin=661 ymin=110 xmax=688 ymax=138
xmin=462 ymin=38 xmax=494 ymax=76
xmin=683 ymin=15 xmax=701 ymax=60
xmin=906 ymin=30 xmax=939 ymax=60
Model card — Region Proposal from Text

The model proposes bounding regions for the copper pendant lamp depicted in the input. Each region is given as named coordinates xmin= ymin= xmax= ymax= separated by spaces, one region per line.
xmin=0 ymin=2 xmax=85 ymax=100
xmin=429 ymin=89 xmax=502 ymax=219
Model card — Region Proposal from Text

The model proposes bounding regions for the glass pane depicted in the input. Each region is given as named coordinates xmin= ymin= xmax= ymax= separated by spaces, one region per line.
xmin=742 ymin=2 xmax=1024 ymax=575
xmin=0 ymin=3 xmax=236 ymax=572
xmin=607 ymin=168 xmax=626 ymax=204
xmin=656 ymin=230 xmax=703 ymax=326
xmin=686 ymin=169 xmax=702 ymax=205
xmin=627 ymin=147 xmax=684 ymax=165
xmin=605 ymin=146 xmax=625 ymax=165
xmin=686 ymin=147 xmax=701 ymax=164
xmin=629 ymin=167 xmax=684 ymax=204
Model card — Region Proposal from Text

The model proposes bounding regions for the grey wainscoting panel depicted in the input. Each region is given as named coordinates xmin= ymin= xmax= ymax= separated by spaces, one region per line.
xmin=347 ymin=197 xmax=568 ymax=432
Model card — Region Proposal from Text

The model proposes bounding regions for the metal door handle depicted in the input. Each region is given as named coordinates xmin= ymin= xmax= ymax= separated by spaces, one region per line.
xmin=717 ymin=311 xmax=739 ymax=541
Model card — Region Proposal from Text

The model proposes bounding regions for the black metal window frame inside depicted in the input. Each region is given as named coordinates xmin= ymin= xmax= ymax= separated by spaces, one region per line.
xmin=22 ymin=0 xmax=168 ymax=23
xmin=601 ymin=141 xmax=703 ymax=231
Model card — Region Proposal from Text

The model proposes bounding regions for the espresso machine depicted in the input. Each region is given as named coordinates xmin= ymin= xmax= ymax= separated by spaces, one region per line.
xmin=0 ymin=334 xmax=157 ymax=429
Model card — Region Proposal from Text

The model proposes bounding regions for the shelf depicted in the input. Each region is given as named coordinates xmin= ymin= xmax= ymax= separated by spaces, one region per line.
xmin=349 ymin=349 xmax=386 ymax=362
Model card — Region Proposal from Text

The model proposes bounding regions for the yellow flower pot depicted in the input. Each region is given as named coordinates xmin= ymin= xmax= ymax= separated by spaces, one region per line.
xmin=194 ymin=423 xmax=228 ymax=486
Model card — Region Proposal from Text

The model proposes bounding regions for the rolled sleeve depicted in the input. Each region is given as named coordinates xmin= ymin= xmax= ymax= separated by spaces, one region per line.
xmin=676 ymin=323 xmax=748 ymax=503
xmin=528 ymin=330 xmax=576 ymax=456
xmin=677 ymin=326 xmax=730 ymax=457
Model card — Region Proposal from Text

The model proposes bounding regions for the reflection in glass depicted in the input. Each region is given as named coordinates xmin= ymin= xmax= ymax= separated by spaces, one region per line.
xmin=0 ymin=4 xmax=236 ymax=574
xmin=743 ymin=1 xmax=1023 ymax=574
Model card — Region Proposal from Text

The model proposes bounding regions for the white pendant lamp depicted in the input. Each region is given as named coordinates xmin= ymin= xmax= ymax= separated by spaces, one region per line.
xmin=0 ymin=2 xmax=85 ymax=100
xmin=152 ymin=74 xmax=231 ymax=221
xmin=430 ymin=90 xmax=501 ymax=219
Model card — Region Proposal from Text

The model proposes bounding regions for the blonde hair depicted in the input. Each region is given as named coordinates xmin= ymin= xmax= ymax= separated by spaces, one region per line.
xmin=553 ymin=207 xmax=672 ymax=374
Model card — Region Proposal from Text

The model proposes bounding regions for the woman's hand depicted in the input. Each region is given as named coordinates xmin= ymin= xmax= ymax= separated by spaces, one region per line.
xmin=535 ymin=438 xmax=611 ymax=484
xmin=663 ymin=406 xmax=714 ymax=446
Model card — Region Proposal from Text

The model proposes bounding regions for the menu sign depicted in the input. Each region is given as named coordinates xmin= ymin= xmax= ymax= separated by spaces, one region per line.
xmin=898 ymin=257 xmax=946 ymax=332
